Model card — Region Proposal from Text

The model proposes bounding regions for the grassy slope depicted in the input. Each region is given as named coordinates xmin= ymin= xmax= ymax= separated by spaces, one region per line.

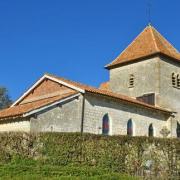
xmin=0 ymin=163 xmax=138 ymax=180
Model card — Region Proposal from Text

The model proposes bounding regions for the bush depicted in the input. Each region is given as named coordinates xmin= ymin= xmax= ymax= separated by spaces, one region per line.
xmin=0 ymin=132 xmax=179 ymax=179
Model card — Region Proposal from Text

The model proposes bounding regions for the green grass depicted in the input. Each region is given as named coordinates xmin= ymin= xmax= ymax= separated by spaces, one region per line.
xmin=0 ymin=161 xmax=139 ymax=180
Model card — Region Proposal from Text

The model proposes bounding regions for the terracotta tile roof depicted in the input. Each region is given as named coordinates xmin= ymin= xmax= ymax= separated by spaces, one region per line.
xmin=0 ymin=92 xmax=77 ymax=120
xmin=106 ymin=25 xmax=180 ymax=69
xmin=0 ymin=73 xmax=172 ymax=121
xmin=99 ymin=82 xmax=110 ymax=90
xmin=46 ymin=73 xmax=172 ymax=114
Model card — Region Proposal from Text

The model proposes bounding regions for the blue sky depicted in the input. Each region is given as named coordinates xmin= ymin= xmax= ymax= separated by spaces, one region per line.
xmin=0 ymin=0 xmax=180 ymax=100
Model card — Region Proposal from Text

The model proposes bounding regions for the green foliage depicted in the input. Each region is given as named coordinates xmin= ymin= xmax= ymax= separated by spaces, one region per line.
xmin=0 ymin=163 xmax=138 ymax=179
xmin=0 ymin=87 xmax=12 ymax=109
xmin=0 ymin=132 xmax=179 ymax=179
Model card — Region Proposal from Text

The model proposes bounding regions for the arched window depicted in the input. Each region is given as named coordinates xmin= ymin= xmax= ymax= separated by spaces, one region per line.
xmin=177 ymin=122 xmax=180 ymax=138
xmin=148 ymin=124 xmax=154 ymax=137
xmin=172 ymin=73 xmax=176 ymax=87
xmin=129 ymin=74 xmax=134 ymax=88
xmin=177 ymin=74 xmax=180 ymax=88
xmin=127 ymin=119 xmax=133 ymax=136
xmin=102 ymin=114 xmax=109 ymax=135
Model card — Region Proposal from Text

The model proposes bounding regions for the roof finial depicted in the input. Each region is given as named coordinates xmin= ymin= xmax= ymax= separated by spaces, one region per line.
xmin=147 ymin=0 xmax=152 ymax=26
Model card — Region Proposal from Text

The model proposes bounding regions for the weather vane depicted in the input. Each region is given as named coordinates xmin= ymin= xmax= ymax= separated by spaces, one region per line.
xmin=147 ymin=0 xmax=152 ymax=25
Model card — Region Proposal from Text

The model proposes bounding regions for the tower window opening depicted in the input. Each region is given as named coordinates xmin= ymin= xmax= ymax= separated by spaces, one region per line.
xmin=177 ymin=74 xmax=180 ymax=88
xmin=129 ymin=74 xmax=135 ymax=88
xmin=172 ymin=73 xmax=176 ymax=87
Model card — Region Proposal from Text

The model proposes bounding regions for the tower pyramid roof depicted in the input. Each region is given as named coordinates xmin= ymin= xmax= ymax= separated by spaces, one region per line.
xmin=106 ymin=25 xmax=180 ymax=69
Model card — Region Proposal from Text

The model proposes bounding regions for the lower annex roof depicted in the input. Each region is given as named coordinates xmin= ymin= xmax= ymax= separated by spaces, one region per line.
xmin=0 ymin=73 xmax=173 ymax=121
xmin=0 ymin=92 xmax=78 ymax=121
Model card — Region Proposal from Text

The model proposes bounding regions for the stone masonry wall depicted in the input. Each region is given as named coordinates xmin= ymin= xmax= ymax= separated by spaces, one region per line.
xmin=109 ymin=56 xmax=180 ymax=137
xmin=83 ymin=93 xmax=171 ymax=137
xmin=0 ymin=119 xmax=30 ymax=132
xmin=158 ymin=57 xmax=180 ymax=136
xmin=30 ymin=95 xmax=83 ymax=133
xmin=109 ymin=57 xmax=160 ymax=98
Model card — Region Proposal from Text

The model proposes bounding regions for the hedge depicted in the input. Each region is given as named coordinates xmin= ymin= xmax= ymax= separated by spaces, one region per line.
xmin=0 ymin=132 xmax=179 ymax=179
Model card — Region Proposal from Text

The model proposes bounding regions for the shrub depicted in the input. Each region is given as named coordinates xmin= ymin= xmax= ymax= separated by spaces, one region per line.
xmin=0 ymin=132 xmax=179 ymax=179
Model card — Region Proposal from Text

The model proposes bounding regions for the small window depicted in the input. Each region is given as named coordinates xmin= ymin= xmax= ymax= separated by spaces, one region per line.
xmin=51 ymin=126 xmax=53 ymax=132
xmin=148 ymin=124 xmax=154 ymax=137
xmin=127 ymin=119 xmax=133 ymax=136
xmin=177 ymin=75 xmax=180 ymax=88
xmin=177 ymin=122 xmax=180 ymax=138
xmin=102 ymin=114 xmax=110 ymax=135
xmin=129 ymin=74 xmax=134 ymax=88
xmin=172 ymin=73 xmax=176 ymax=87
xmin=136 ymin=93 xmax=155 ymax=105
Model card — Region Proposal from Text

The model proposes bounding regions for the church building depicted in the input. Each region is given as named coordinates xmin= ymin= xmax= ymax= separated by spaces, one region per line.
xmin=0 ymin=25 xmax=180 ymax=138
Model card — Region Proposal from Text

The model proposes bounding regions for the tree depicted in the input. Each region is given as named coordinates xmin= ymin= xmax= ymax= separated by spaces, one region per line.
xmin=0 ymin=87 xmax=12 ymax=110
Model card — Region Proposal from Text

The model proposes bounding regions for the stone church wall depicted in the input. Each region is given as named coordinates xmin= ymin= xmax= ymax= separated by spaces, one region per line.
xmin=0 ymin=119 xmax=30 ymax=132
xmin=30 ymin=95 xmax=83 ymax=133
xmin=0 ymin=93 xmax=173 ymax=137
xmin=109 ymin=56 xmax=179 ymax=137
xmin=109 ymin=57 xmax=160 ymax=98
xmin=83 ymin=93 xmax=171 ymax=137
xmin=158 ymin=57 xmax=180 ymax=137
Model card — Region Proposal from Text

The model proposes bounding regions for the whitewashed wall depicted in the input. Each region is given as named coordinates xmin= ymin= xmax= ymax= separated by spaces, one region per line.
xmin=0 ymin=119 xmax=30 ymax=132
xmin=83 ymin=94 xmax=172 ymax=137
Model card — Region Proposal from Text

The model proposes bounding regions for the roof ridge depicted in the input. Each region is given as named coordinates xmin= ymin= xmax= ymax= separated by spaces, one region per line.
xmin=0 ymin=73 xmax=172 ymax=121
xmin=45 ymin=73 xmax=95 ymax=89
xmin=105 ymin=26 xmax=150 ymax=67
xmin=46 ymin=73 xmax=172 ymax=114
xmin=151 ymin=26 xmax=180 ymax=55
xmin=106 ymin=25 xmax=180 ymax=69
xmin=149 ymin=26 xmax=159 ymax=52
